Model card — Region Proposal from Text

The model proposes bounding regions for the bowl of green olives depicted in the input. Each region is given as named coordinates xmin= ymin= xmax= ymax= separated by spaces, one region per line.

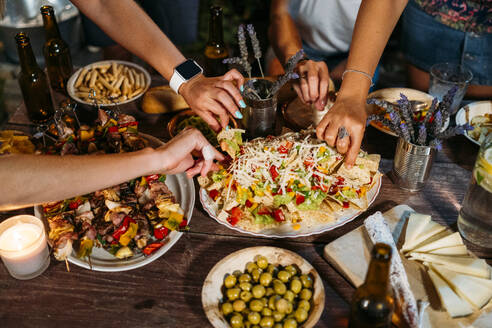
xmin=202 ymin=246 xmax=325 ymax=328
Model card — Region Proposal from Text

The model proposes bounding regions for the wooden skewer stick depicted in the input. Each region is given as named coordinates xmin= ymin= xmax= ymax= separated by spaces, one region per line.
xmin=88 ymin=256 xmax=93 ymax=271
xmin=65 ymin=258 xmax=70 ymax=272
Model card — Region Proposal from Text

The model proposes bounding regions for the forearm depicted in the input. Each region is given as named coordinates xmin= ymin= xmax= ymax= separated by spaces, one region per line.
xmin=73 ymin=0 xmax=185 ymax=80
xmin=269 ymin=0 xmax=303 ymax=65
xmin=340 ymin=0 xmax=408 ymax=99
xmin=0 ymin=149 xmax=158 ymax=210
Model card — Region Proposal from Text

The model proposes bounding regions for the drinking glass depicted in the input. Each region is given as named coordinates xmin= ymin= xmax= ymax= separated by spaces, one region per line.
xmin=242 ymin=79 xmax=277 ymax=139
xmin=458 ymin=134 xmax=492 ymax=248
xmin=428 ymin=63 xmax=473 ymax=115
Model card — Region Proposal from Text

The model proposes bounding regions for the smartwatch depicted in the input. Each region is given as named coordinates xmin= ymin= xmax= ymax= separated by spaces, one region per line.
xmin=169 ymin=59 xmax=204 ymax=94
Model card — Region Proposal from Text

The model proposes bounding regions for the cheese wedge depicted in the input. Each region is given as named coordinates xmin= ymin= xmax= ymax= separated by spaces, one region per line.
xmin=431 ymin=263 xmax=492 ymax=309
xmin=412 ymin=232 xmax=464 ymax=253
xmin=409 ymin=253 xmax=491 ymax=278
xmin=426 ymin=245 xmax=468 ymax=256
xmin=432 ymin=263 xmax=492 ymax=291
xmin=402 ymin=220 xmax=447 ymax=252
xmin=402 ymin=212 xmax=431 ymax=250
xmin=427 ymin=270 xmax=473 ymax=317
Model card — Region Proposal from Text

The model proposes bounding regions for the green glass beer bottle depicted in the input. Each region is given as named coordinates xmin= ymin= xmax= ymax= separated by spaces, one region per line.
xmin=16 ymin=33 xmax=54 ymax=123
xmin=41 ymin=5 xmax=73 ymax=93
xmin=203 ymin=6 xmax=228 ymax=77
xmin=348 ymin=243 xmax=395 ymax=328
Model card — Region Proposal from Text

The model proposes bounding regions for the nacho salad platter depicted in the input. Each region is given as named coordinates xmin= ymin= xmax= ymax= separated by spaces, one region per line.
xmin=33 ymin=109 xmax=195 ymax=272
xmin=199 ymin=129 xmax=382 ymax=238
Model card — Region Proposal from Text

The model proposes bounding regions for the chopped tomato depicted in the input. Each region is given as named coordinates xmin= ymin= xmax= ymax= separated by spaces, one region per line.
xmin=273 ymin=209 xmax=286 ymax=222
xmin=295 ymin=194 xmax=305 ymax=205
xmin=278 ymin=141 xmax=293 ymax=154
xmin=153 ymin=226 xmax=169 ymax=240
xmin=336 ymin=176 xmax=345 ymax=185
xmin=179 ymin=219 xmax=188 ymax=228
xmin=230 ymin=207 xmax=243 ymax=219
xmin=269 ymin=165 xmax=279 ymax=180
xmin=328 ymin=185 xmax=338 ymax=195
xmin=245 ymin=199 xmax=253 ymax=208
xmin=257 ymin=207 xmax=272 ymax=216
xmin=208 ymin=189 xmax=219 ymax=200
xmin=240 ymin=146 xmax=245 ymax=155
xmin=108 ymin=126 xmax=119 ymax=133
xmin=227 ymin=216 xmax=239 ymax=226
xmin=286 ymin=187 xmax=293 ymax=192
xmin=142 ymin=242 xmax=164 ymax=255
xmin=69 ymin=199 xmax=82 ymax=210
xmin=343 ymin=201 xmax=350 ymax=208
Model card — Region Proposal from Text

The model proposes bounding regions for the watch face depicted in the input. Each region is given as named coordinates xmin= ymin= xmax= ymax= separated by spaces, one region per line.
xmin=177 ymin=60 xmax=202 ymax=80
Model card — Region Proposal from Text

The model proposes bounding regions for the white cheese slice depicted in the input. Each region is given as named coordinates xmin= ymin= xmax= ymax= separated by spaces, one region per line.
xmin=432 ymin=263 xmax=492 ymax=291
xmin=409 ymin=253 xmax=490 ymax=278
xmin=412 ymin=232 xmax=464 ymax=253
xmin=427 ymin=270 xmax=473 ymax=317
xmin=426 ymin=245 xmax=468 ymax=256
xmin=402 ymin=220 xmax=447 ymax=252
xmin=402 ymin=212 xmax=431 ymax=250
xmin=431 ymin=263 xmax=492 ymax=309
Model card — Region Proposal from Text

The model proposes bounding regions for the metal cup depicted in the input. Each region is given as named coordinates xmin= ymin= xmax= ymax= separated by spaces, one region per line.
xmin=391 ymin=138 xmax=437 ymax=191
xmin=242 ymin=79 xmax=277 ymax=139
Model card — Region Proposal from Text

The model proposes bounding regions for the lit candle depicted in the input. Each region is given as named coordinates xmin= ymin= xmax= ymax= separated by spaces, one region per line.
xmin=0 ymin=215 xmax=50 ymax=280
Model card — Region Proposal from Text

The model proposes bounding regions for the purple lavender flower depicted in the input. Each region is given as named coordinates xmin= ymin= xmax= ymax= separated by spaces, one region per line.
xmin=399 ymin=122 xmax=412 ymax=142
xmin=423 ymin=98 xmax=438 ymax=124
xmin=223 ymin=57 xmax=252 ymax=77
xmin=432 ymin=110 xmax=443 ymax=136
xmin=246 ymin=24 xmax=264 ymax=78
xmin=436 ymin=123 xmax=473 ymax=139
xmin=416 ymin=124 xmax=427 ymax=145
xmin=438 ymin=86 xmax=458 ymax=125
xmin=429 ymin=139 xmax=442 ymax=150
xmin=237 ymin=25 xmax=251 ymax=78
xmin=269 ymin=72 xmax=299 ymax=97
xmin=284 ymin=49 xmax=305 ymax=73
xmin=397 ymin=93 xmax=415 ymax=140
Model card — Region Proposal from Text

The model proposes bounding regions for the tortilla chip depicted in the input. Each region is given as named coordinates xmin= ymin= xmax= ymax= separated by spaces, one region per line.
xmin=298 ymin=209 xmax=335 ymax=223
xmin=197 ymin=176 xmax=211 ymax=188
xmin=336 ymin=163 xmax=372 ymax=185
xmin=323 ymin=198 xmax=343 ymax=212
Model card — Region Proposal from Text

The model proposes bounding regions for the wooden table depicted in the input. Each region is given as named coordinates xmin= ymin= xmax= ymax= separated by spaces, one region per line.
xmin=1 ymin=89 xmax=490 ymax=328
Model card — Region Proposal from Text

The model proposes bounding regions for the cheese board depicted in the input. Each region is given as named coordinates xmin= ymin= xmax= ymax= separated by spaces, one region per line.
xmin=323 ymin=204 xmax=492 ymax=327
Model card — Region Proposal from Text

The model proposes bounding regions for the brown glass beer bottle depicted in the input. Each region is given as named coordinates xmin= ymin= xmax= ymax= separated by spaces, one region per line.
xmin=203 ymin=6 xmax=228 ymax=77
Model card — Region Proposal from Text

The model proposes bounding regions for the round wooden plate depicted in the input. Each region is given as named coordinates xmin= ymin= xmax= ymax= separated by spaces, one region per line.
xmin=202 ymin=246 xmax=325 ymax=328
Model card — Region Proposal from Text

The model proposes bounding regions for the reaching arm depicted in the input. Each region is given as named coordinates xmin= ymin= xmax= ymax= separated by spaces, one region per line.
xmin=0 ymin=129 xmax=223 ymax=211
xmin=72 ymin=0 xmax=245 ymax=131
xmin=316 ymin=0 xmax=408 ymax=166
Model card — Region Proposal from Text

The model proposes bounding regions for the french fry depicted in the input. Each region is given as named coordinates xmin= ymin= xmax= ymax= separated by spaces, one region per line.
xmin=135 ymin=71 xmax=141 ymax=89
xmin=75 ymin=68 xmax=88 ymax=88
xmin=128 ymin=69 xmax=135 ymax=86
xmin=139 ymin=73 xmax=146 ymax=89
xmin=112 ymin=62 xmax=118 ymax=76
xmin=114 ymin=75 xmax=125 ymax=91
xmin=89 ymin=70 xmax=98 ymax=88
xmin=129 ymin=88 xmax=143 ymax=98
xmin=98 ymin=75 xmax=115 ymax=92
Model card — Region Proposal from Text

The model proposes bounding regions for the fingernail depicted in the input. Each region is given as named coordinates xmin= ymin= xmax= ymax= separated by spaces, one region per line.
xmin=235 ymin=110 xmax=243 ymax=119
xmin=240 ymin=85 xmax=244 ymax=92
xmin=226 ymin=126 xmax=229 ymax=130
xmin=239 ymin=100 xmax=246 ymax=108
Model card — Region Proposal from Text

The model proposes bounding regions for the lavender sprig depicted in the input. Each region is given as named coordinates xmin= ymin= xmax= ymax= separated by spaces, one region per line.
xmin=416 ymin=124 xmax=427 ymax=145
xmin=366 ymin=114 xmax=396 ymax=132
xmin=223 ymin=57 xmax=252 ymax=77
xmin=269 ymin=72 xmax=299 ymax=97
xmin=438 ymin=86 xmax=458 ymax=126
xmin=399 ymin=122 xmax=412 ymax=142
xmin=246 ymin=24 xmax=264 ymax=78
xmin=436 ymin=123 xmax=473 ymax=139
xmin=237 ymin=25 xmax=251 ymax=78
xmin=429 ymin=138 xmax=442 ymax=150
xmin=423 ymin=98 xmax=438 ymax=125
xmin=284 ymin=49 xmax=305 ymax=73
xmin=397 ymin=93 xmax=415 ymax=140
xmin=432 ymin=110 xmax=443 ymax=136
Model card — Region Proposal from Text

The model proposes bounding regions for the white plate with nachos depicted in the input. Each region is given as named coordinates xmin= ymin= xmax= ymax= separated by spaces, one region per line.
xmin=199 ymin=129 xmax=382 ymax=238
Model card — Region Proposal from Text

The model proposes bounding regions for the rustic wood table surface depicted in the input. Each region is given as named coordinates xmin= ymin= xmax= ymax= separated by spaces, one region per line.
xmin=1 ymin=84 xmax=490 ymax=328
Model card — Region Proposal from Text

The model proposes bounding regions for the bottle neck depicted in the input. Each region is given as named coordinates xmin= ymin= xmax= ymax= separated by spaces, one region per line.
xmin=363 ymin=259 xmax=391 ymax=295
xmin=17 ymin=42 xmax=39 ymax=74
xmin=42 ymin=13 xmax=61 ymax=41
xmin=208 ymin=13 xmax=224 ymax=46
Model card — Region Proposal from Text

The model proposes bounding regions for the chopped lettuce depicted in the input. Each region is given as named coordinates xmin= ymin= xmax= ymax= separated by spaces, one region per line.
xmin=296 ymin=191 xmax=326 ymax=210
xmin=212 ymin=170 xmax=226 ymax=182
xmin=273 ymin=194 xmax=294 ymax=207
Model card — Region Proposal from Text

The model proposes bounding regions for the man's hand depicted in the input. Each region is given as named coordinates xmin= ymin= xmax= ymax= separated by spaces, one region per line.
xmin=180 ymin=69 xmax=246 ymax=131
xmin=292 ymin=59 xmax=330 ymax=111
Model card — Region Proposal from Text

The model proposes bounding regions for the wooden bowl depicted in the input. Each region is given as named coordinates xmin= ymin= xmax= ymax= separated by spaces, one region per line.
xmin=167 ymin=109 xmax=238 ymax=138
xmin=202 ymin=246 xmax=325 ymax=328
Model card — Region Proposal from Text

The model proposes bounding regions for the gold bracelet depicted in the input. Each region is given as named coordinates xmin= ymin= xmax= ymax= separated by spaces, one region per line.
xmin=341 ymin=69 xmax=374 ymax=87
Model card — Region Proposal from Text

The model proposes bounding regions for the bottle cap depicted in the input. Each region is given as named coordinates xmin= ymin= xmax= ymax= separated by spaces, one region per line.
xmin=372 ymin=243 xmax=392 ymax=261
xmin=210 ymin=6 xmax=222 ymax=15
xmin=40 ymin=5 xmax=54 ymax=15
xmin=15 ymin=32 xmax=30 ymax=45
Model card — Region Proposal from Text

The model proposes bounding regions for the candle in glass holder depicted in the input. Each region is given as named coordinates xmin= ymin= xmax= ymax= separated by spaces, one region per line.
xmin=0 ymin=215 xmax=50 ymax=279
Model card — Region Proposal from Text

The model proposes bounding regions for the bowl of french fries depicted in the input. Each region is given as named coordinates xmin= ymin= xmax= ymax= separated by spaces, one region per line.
xmin=67 ymin=60 xmax=151 ymax=106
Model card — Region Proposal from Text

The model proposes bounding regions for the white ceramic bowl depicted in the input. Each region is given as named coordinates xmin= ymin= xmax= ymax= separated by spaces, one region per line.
xmin=455 ymin=100 xmax=492 ymax=145
xmin=202 ymin=246 xmax=325 ymax=328
xmin=67 ymin=60 xmax=151 ymax=107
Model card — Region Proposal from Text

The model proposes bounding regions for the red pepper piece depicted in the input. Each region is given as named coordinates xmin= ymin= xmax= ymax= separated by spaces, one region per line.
xmin=108 ymin=126 xmax=118 ymax=133
xmin=245 ymin=199 xmax=253 ymax=208
xmin=296 ymin=194 xmax=305 ymax=205
xmin=69 ymin=199 xmax=82 ymax=210
xmin=153 ymin=226 xmax=169 ymax=240
xmin=230 ymin=207 xmax=243 ymax=219
xmin=278 ymin=145 xmax=288 ymax=154
xmin=145 ymin=174 xmax=160 ymax=183
xmin=304 ymin=158 xmax=314 ymax=168
xmin=179 ymin=219 xmax=188 ymax=228
xmin=257 ymin=207 xmax=271 ymax=216
xmin=208 ymin=189 xmax=219 ymax=200
xmin=273 ymin=209 xmax=286 ymax=222
xmin=227 ymin=216 xmax=239 ymax=226
xmin=286 ymin=187 xmax=293 ymax=192
xmin=269 ymin=165 xmax=279 ymax=180
xmin=142 ymin=242 xmax=164 ymax=255
xmin=343 ymin=201 xmax=350 ymax=208
xmin=112 ymin=216 xmax=136 ymax=240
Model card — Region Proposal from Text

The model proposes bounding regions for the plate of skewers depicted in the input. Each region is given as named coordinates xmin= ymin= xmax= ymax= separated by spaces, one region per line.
xmin=34 ymin=109 xmax=195 ymax=272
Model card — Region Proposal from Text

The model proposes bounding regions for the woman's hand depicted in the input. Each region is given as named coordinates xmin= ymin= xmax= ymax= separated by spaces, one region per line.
xmin=180 ymin=69 xmax=246 ymax=131
xmin=292 ymin=59 xmax=330 ymax=111
xmin=315 ymin=94 xmax=367 ymax=167
xmin=155 ymin=128 xmax=225 ymax=178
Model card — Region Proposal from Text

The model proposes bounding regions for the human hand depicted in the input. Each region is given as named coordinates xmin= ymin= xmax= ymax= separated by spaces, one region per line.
xmin=315 ymin=95 xmax=367 ymax=167
xmin=155 ymin=128 xmax=225 ymax=178
xmin=292 ymin=59 xmax=330 ymax=111
xmin=179 ymin=69 xmax=246 ymax=131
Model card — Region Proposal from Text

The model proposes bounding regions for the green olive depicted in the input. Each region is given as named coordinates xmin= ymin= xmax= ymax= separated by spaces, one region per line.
xmin=265 ymin=287 xmax=275 ymax=297
xmin=251 ymin=268 xmax=262 ymax=282
xmin=252 ymin=285 xmax=266 ymax=299
xmin=275 ymin=298 xmax=289 ymax=313
xmin=262 ymin=308 xmax=273 ymax=317
xmin=240 ymin=290 xmax=253 ymax=302
xmin=239 ymin=273 xmax=252 ymax=283
xmin=277 ymin=270 xmax=291 ymax=283
xmin=259 ymin=316 xmax=274 ymax=328
xmin=248 ymin=311 xmax=261 ymax=325
xmin=233 ymin=299 xmax=246 ymax=312
xmin=233 ymin=270 xmax=243 ymax=277
xmin=284 ymin=290 xmax=295 ymax=303
xmin=290 ymin=279 xmax=302 ymax=294
xmin=221 ymin=302 xmax=233 ymax=316
xmin=240 ymin=282 xmax=253 ymax=292
xmin=261 ymin=297 xmax=268 ymax=307
xmin=273 ymin=324 xmax=283 ymax=328
xmin=285 ymin=302 xmax=293 ymax=314
xmin=272 ymin=311 xmax=285 ymax=322
xmin=259 ymin=272 xmax=273 ymax=287
xmin=273 ymin=280 xmax=287 ymax=295
xmin=294 ymin=308 xmax=308 ymax=323
xmin=249 ymin=299 xmax=264 ymax=312
xmin=268 ymin=295 xmax=280 ymax=310
xmin=256 ymin=256 xmax=269 ymax=269
xmin=283 ymin=318 xmax=297 ymax=328
xmin=300 ymin=274 xmax=313 ymax=288
xmin=246 ymin=261 xmax=259 ymax=273
xmin=266 ymin=264 xmax=278 ymax=275
xmin=224 ymin=275 xmax=237 ymax=288
xmin=227 ymin=288 xmax=241 ymax=301
xmin=284 ymin=265 xmax=297 ymax=277
xmin=299 ymin=288 xmax=312 ymax=301
xmin=297 ymin=300 xmax=310 ymax=312
xmin=230 ymin=313 xmax=243 ymax=328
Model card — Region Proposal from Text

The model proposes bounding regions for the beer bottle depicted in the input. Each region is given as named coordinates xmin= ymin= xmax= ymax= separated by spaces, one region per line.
xmin=41 ymin=5 xmax=73 ymax=93
xmin=15 ymin=33 xmax=54 ymax=123
xmin=204 ymin=6 xmax=228 ymax=77
xmin=348 ymin=243 xmax=394 ymax=328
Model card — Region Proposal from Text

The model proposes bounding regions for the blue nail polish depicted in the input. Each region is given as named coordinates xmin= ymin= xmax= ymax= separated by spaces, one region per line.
xmin=235 ymin=111 xmax=243 ymax=119
xmin=239 ymin=100 xmax=246 ymax=108
xmin=240 ymin=85 xmax=244 ymax=92
xmin=226 ymin=126 xmax=229 ymax=130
